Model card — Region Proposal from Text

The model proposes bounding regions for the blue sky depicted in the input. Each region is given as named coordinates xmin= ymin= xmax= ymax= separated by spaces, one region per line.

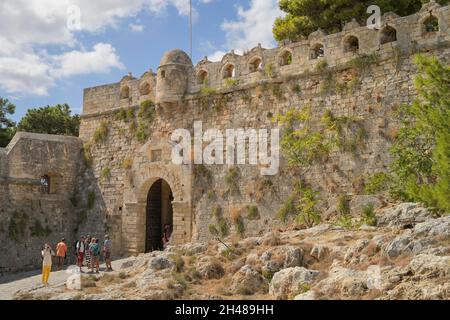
xmin=0 ymin=0 xmax=282 ymax=122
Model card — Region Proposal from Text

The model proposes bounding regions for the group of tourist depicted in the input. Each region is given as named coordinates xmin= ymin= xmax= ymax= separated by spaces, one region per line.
xmin=40 ymin=235 xmax=113 ymax=285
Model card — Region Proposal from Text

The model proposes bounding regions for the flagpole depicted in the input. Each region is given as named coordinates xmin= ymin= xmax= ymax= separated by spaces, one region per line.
xmin=189 ymin=0 xmax=193 ymax=60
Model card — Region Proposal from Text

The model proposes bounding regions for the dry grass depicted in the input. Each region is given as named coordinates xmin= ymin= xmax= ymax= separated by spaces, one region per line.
xmin=230 ymin=207 xmax=242 ymax=224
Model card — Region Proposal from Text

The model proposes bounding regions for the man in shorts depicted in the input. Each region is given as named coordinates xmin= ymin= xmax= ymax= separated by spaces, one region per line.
xmin=76 ymin=236 xmax=85 ymax=272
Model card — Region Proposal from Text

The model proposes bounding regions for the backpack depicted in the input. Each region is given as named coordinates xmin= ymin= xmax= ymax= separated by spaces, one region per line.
xmin=91 ymin=244 xmax=100 ymax=256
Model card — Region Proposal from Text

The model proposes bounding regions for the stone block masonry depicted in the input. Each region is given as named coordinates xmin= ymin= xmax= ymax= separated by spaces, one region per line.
xmin=1 ymin=3 xmax=449 ymax=272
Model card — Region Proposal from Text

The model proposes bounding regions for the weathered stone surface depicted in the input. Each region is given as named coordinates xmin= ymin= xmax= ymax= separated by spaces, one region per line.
xmin=231 ymin=265 xmax=267 ymax=294
xmin=377 ymin=203 xmax=432 ymax=228
xmin=269 ymin=267 xmax=319 ymax=299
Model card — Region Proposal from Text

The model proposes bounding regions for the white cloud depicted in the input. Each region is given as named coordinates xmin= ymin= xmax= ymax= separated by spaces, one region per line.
xmin=207 ymin=0 xmax=283 ymax=61
xmin=0 ymin=0 xmax=215 ymax=96
xmin=52 ymin=43 xmax=125 ymax=78
xmin=129 ymin=23 xmax=145 ymax=32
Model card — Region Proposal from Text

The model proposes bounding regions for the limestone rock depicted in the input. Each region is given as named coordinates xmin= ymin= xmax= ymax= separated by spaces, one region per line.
xmin=293 ymin=290 xmax=316 ymax=300
xmin=231 ymin=265 xmax=267 ymax=294
xmin=269 ymin=267 xmax=319 ymax=300
xmin=148 ymin=256 xmax=173 ymax=271
xmin=316 ymin=266 xmax=368 ymax=297
xmin=409 ymin=254 xmax=450 ymax=278
xmin=378 ymin=203 xmax=432 ymax=228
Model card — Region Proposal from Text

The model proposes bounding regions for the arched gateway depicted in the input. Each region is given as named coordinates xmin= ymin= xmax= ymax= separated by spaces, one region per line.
xmin=145 ymin=178 xmax=173 ymax=252
xmin=120 ymin=141 xmax=193 ymax=255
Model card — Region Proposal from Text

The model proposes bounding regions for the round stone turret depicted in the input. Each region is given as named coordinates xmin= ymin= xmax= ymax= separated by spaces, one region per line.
xmin=156 ymin=49 xmax=192 ymax=105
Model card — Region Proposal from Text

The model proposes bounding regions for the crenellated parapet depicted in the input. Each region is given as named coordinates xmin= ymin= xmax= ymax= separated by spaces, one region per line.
xmin=81 ymin=2 xmax=450 ymax=115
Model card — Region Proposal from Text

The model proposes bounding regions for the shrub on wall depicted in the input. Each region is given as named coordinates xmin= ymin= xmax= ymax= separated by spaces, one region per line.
xmin=225 ymin=166 xmax=240 ymax=194
xmin=93 ymin=120 xmax=109 ymax=143
xmin=246 ymin=205 xmax=260 ymax=220
xmin=278 ymin=181 xmax=321 ymax=228
xmin=135 ymin=100 xmax=155 ymax=143
xmin=276 ymin=107 xmax=331 ymax=167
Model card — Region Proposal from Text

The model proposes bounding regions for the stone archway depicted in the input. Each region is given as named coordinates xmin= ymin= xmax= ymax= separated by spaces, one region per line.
xmin=145 ymin=178 xmax=173 ymax=252
xmin=121 ymin=162 xmax=193 ymax=255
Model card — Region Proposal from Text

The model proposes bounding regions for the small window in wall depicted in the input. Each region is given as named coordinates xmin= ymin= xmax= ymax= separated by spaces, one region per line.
xmin=380 ymin=26 xmax=397 ymax=45
xmin=310 ymin=44 xmax=324 ymax=60
xmin=139 ymin=82 xmax=151 ymax=96
xmin=161 ymin=70 xmax=166 ymax=78
xmin=198 ymin=70 xmax=208 ymax=85
xmin=344 ymin=36 xmax=359 ymax=53
xmin=223 ymin=64 xmax=235 ymax=79
xmin=423 ymin=15 xmax=439 ymax=33
xmin=120 ymin=86 xmax=130 ymax=100
xmin=279 ymin=50 xmax=292 ymax=66
xmin=40 ymin=175 xmax=50 ymax=194
xmin=249 ymin=57 xmax=262 ymax=72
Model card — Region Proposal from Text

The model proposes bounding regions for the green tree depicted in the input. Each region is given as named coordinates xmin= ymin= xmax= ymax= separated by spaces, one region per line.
xmin=273 ymin=0 xmax=449 ymax=41
xmin=390 ymin=55 xmax=450 ymax=212
xmin=16 ymin=104 xmax=80 ymax=137
xmin=0 ymin=98 xmax=16 ymax=147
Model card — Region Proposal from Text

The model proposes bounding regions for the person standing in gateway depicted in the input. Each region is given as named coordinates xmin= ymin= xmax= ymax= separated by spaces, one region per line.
xmin=103 ymin=235 xmax=113 ymax=271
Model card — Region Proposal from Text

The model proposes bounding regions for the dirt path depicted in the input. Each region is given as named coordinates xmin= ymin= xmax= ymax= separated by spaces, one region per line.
xmin=0 ymin=258 xmax=130 ymax=300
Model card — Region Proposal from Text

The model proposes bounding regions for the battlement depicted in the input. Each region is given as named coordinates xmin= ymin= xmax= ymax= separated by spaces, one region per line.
xmin=82 ymin=2 xmax=450 ymax=115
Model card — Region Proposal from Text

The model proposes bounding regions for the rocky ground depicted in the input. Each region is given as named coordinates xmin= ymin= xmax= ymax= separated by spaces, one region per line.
xmin=8 ymin=203 xmax=450 ymax=300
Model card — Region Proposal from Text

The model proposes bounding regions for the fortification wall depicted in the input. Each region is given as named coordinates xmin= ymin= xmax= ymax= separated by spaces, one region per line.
xmin=76 ymin=2 xmax=449 ymax=252
xmin=0 ymin=133 xmax=88 ymax=273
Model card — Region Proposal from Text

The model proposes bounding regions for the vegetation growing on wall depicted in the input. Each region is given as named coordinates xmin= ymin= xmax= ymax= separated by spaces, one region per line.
xmin=8 ymin=211 xmax=28 ymax=242
xmin=225 ymin=166 xmax=240 ymax=194
xmin=278 ymin=181 xmax=322 ymax=227
xmin=93 ymin=120 xmax=109 ymax=143
xmin=367 ymin=55 xmax=450 ymax=213
xmin=276 ymin=106 xmax=331 ymax=167
xmin=30 ymin=219 xmax=52 ymax=237
xmin=101 ymin=167 xmax=111 ymax=182
xmin=136 ymin=100 xmax=156 ymax=143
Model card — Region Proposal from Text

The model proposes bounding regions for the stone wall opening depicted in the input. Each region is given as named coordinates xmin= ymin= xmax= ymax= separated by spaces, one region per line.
xmin=145 ymin=178 xmax=173 ymax=252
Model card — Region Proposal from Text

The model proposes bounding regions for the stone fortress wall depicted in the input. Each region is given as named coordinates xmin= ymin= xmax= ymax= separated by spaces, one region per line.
xmin=1 ymin=2 xmax=449 ymax=272
xmin=78 ymin=2 xmax=449 ymax=255
xmin=0 ymin=133 xmax=85 ymax=273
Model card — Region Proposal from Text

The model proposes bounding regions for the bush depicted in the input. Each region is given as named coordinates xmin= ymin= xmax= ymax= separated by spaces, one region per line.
xmin=387 ymin=55 xmax=450 ymax=213
xmin=246 ymin=205 xmax=260 ymax=220
xmin=218 ymin=218 xmax=229 ymax=237
xmin=93 ymin=120 xmax=109 ymax=143
xmin=337 ymin=194 xmax=351 ymax=216
xmin=362 ymin=204 xmax=377 ymax=226
xmin=171 ymin=255 xmax=185 ymax=273
xmin=225 ymin=167 xmax=240 ymax=194
xmin=208 ymin=224 xmax=219 ymax=236
xmin=101 ymin=167 xmax=111 ymax=181
xmin=234 ymin=216 xmax=245 ymax=236
xmin=365 ymin=172 xmax=391 ymax=195
xmin=279 ymin=181 xmax=321 ymax=228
